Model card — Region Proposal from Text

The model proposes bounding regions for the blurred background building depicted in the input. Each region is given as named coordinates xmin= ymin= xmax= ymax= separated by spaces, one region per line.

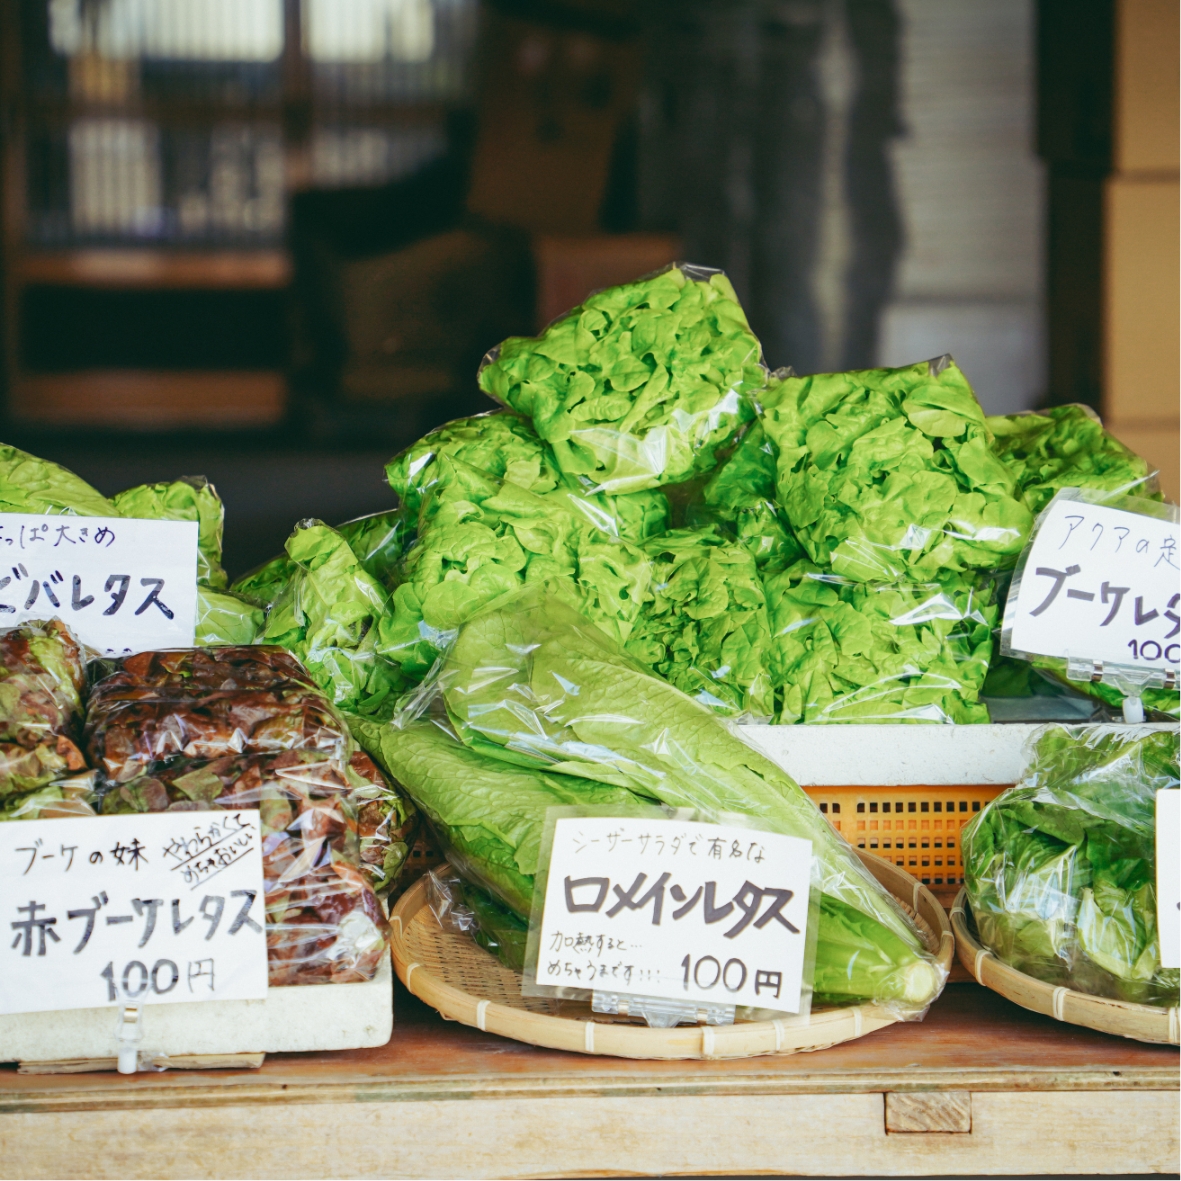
xmin=0 ymin=0 xmax=1176 ymax=573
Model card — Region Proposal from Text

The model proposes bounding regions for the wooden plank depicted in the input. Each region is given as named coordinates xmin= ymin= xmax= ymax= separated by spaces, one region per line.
xmin=18 ymin=251 xmax=292 ymax=290
xmin=0 ymin=1089 xmax=1175 ymax=1179
xmin=1114 ymin=0 xmax=1180 ymax=173
xmin=9 ymin=371 xmax=286 ymax=430
xmin=885 ymin=1090 xmax=971 ymax=1133
xmin=1 ymin=985 xmax=1175 ymax=1116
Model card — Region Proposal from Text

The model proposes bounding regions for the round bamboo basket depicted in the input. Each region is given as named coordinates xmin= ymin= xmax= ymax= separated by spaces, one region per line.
xmin=389 ymin=851 xmax=954 ymax=1061
xmin=951 ymin=889 xmax=1180 ymax=1046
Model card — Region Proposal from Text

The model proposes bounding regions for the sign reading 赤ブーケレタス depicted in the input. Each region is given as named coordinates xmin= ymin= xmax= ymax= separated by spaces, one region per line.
xmin=532 ymin=816 xmax=813 ymax=1015
xmin=0 ymin=812 xmax=267 ymax=1015
xmin=1157 ymin=790 xmax=1180 ymax=971
xmin=1006 ymin=498 xmax=1179 ymax=672
xmin=0 ymin=514 xmax=198 ymax=655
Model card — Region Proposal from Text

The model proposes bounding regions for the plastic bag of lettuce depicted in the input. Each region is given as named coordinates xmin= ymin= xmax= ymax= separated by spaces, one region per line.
xmin=0 ymin=445 xmax=262 ymax=645
xmin=759 ymin=358 xmax=1033 ymax=583
xmin=962 ymin=725 xmax=1179 ymax=1006
xmin=763 ymin=563 xmax=996 ymax=724
xmin=477 ymin=265 xmax=765 ymax=494
xmin=355 ymin=588 xmax=947 ymax=1014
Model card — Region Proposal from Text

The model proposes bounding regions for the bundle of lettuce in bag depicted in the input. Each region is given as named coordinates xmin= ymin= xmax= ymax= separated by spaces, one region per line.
xmin=477 ymin=265 xmax=764 ymax=494
xmin=623 ymin=525 xmax=774 ymax=718
xmin=696 ymin=420 xmax=803 ymax=575
xmin=88 ymin=646 xmax=412 ymax=980
xmin=987 ymin=404 xmax=1159 ymax=514
xmin=0 ymin=444 xmax=262 ymax=645
xmin=261 ymin=519 xmax=408 ymax=719
xmin=0 ymin=619 xmax=94 ymax=818
xmin=385 ymin=410 xmax=670 ymax=544
xmin=764 ymin=564 xmax=995 ymax=724
xmin=760 ymin=358 xmax=1033 ymax=582
xmin=358 ymin=589 xmax=946 ymax=1012
xmin=233 ymin=509 xmax=410 ymax=611
xmin=378 ymin=457 xmax=654 ymax=681
xmin=963 ymin=725 xmax=1178 ymax=1006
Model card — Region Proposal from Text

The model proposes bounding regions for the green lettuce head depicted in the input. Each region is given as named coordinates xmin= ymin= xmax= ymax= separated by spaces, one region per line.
xmin=963 ymin=724 xmax=1179 ymax=1006
xmin=988 ymin=404 xmax=1158 ymax=515
xmin=377 ymin=457 xmax=653 ymax=680
xmin=624 ymin=525 xmax=774 ymax=718
xmin=264 ymin=519 xmax=409 ymax=718
xmin=478 ymin=265 xmax=764 ymax=494
xmin=764 ymin=563 xmax=995 ymax=724
xmin=760 ymin=358 xmax=1033 ymax=582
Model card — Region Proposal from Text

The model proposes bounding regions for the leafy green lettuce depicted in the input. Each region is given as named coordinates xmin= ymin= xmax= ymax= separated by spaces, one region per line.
xmin=478 ymin=266 xmax=763 ymax=493
xmin=624 ymin=525 xmax=774 ymax=718
xmin=760 ymin=359 xmax=1033 ymax=582
xmin=411 ymin=589 xmax=943 ymax=1010
xmin=0 ymin=445 xmax=117 ymax=517
xmin=113 ymin=476 xmax=228 ymax=589
xmin=378 ymin=458 xmax=653 ymax=680
xmin=764 ymin=564 xmax=994 ymax=724
xmin=988 ymin=404 xmax=1158 ymax=514
xmin=263 ymin=520 xmax=408 ymax=717
xmin=349 ymin=716 xmax=644 ymax=916
xmin=963 ymin=725 xmax=1179 ymax=1005
xmin=699 ymin=421 xmax=804 ymax=574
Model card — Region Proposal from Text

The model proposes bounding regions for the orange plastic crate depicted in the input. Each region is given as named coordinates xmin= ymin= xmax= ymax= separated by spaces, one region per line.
xmin=802 ymin=784 xmax=1007 ymax=902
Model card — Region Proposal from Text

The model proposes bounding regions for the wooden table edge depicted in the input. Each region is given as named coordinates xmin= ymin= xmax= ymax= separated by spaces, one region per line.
xmin=2 ymin=1063 xmax=1176 ymax=1115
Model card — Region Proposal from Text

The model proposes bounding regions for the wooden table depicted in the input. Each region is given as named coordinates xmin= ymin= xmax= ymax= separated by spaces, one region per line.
xmin=1 ymin=983 xmax=1177 ymax=1179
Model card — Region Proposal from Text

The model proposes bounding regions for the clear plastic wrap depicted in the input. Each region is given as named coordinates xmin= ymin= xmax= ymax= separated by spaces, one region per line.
xmin=112 ymin=476 xmax=229 ymax=590
xmin=0 ymin=619 xmax=88 ymax=797
xmin=0 ymin=771 xmax=97 ymax=821
xmin=425 ymin=863 xmax=529 ymax=972
xmin=477 ymin=265 xmax=765 ymax=495
xmin=987 ymin=403 xmax=1160 ymax=514
xmin=763 ymin=563 xmax=995 ymax=724
xmin=377 ymin=457 xmax=653 ymax=681
xmin=760 ymin=357 xmax=1033 ymax=582
xmin=86 ymin=646 xmax=404 ymax=984
xmin=0 ymin=443 xmax=117 ymax=517
xmin=623 ymin=525 xmax=774 ymax=718
xmin=386 ymin=410 xmax=563 ymax=518
xmin=999 ymin=488 xmax=1180 ymax=722
xmin=195 ymin=587 xmax=265 ymax=646
xmin=376 ymin=588 xmax=946 ymax=1014
xmin=85 ymin=646 xmax=349 ymax=784
xmin=231 ymin=509 xmax=409 ymax=611
xmin=98 ymin=748 xmax=390 ymax=984
xmin=963 ymin=725 xmax=1179 ymax=1006
xmin=262 ymin=519 xmax=409 ymax=720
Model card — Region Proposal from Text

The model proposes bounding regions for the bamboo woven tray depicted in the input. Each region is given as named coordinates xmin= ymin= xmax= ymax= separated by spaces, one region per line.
xmin=951 ymin=889 xmax=1180 ymax=1046
xmin=389 ymin=851 xmax=953 ymax=1060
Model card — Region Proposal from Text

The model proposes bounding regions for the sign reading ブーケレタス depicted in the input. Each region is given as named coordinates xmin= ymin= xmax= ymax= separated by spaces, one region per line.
xmin=532 ymin=816 xmax=813 ymax=1014
xmin=1006 ymin=498 xmax=1179 ymax=673
xmin=0 ymin=812 xmax=267 ymax=1015
xmin=0 ymin=514 xmax=198 ymax=655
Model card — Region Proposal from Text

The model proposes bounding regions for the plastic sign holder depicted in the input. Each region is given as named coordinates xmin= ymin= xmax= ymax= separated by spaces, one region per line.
xmin=1000 ymin=488 xmax=1179 ymax=723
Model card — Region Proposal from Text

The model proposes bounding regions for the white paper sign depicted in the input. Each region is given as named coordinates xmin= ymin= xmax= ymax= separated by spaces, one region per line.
xmin=0 ymin=811 xmax=268 ymax=1015
xmin=534 ymin=817 xmax=812 ymax=1014
xmin=1007 ymin=500 xmax=1179 ymax=671
xmin=1157 ymin=790 xmax=1179 ymax=971
xmin=0 ymin=514 xmax=198 ymax=655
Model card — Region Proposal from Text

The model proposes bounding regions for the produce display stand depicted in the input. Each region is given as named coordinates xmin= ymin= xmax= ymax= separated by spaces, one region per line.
xmin=0 ymin=978 xmax=1176 ymax=1179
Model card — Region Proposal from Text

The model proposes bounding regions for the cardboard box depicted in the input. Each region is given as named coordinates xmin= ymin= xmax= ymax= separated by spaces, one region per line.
xmin=533 ymin=233 xmax=680 ymax=327
xmin=1103 ymin=176 xmax=1180 ymax=423
xmin=1115 ymin=0 xmax=1180 ymax=173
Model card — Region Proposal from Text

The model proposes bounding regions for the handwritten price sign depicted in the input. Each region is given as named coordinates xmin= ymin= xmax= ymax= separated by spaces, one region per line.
xmin=531 ymin=816 xmax=813 ymax=1015
xmin=0 ymin=812 xmax=267 ymax=1015
xmin=0 ymin=514 xmax=198 ymax=655
xmin=1006 ymin=499 xmax=1179 ymax=672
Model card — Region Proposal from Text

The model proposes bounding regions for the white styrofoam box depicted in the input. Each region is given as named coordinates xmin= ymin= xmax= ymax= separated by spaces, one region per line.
xmin=0 ymin=952 xmax=393 ymax=1063
xmin=737 ymin=723 xmax=1179 ymax=787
